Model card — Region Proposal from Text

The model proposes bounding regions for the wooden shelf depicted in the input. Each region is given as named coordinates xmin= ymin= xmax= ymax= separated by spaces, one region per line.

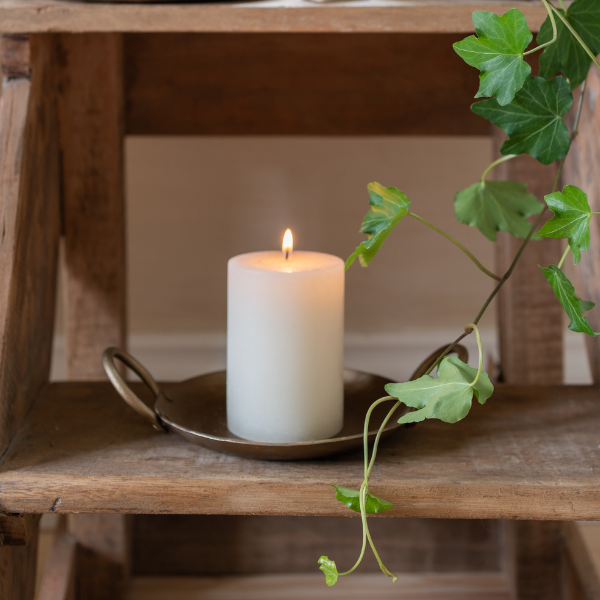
xmin=0 ymin=0 xmax=550 ymax=34
xmin=127 ymin=573 xmax=511 ymax=599
xmin=0 ymin=381 xmax=598 ymax=518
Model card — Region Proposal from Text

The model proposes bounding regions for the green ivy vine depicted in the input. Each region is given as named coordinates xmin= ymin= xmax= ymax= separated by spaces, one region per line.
xmin=319 ymin=0 xmax=600 ymax=586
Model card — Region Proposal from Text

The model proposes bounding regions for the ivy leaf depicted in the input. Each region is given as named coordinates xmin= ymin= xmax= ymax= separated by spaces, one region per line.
xmin=333 ymin=485 xmax=394 ymax=515
xmin=471 ymin=76 xmax=573 ymax=165
xmin=318 ymin=556 xmax=338 ymax=586
xmin=540 ymin=265 xmax=598 ymax=336
xmin=384 ymin=356 xmax=494 ymax=425
xmin=538 ymin=9 xmax=591 ymax=90
xmin=453 ymin=9 xmax=532 ymax=106
xmin=538 ymin=185 xmax=592 ymax=264
xmin=538 ymin=0 xmax=600 ymax=90
xmin=455 ymin=180 xmax=543 ymax=241
xmin=346 ymin=183 xmax=410 ymax=269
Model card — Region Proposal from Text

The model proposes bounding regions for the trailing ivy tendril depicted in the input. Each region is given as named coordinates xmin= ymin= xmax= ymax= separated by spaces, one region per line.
xmin=319 ymin=0 xmax=600 ymax=585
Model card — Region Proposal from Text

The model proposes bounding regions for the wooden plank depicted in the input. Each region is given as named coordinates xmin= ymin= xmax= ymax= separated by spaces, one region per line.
xmin=0 ymin=33 xmax=60 ymax=453
xmin=0 ymin=34 xmax=30 ymax=78
xmin=133 ymin=515 xmax=500 ymax=575
xmin=0 ymin=514 xmax=40 ymax=600
xmin=125 ymin=33 xmax=486 ymax=136
xmin=492 ymin=139 xmax=566 ymax=597
xmin=37 ymin=521 xmax=76 ymax=600
xmin=561 ymin=69 xmax=600 ymax=384
xmin=492 ymin=148 xmax=564 ymax=385
xmin=128 ymin=573 xmax=511 ymax=600
xmin=57 ymin=33 xmax=129 ymax=600
xmin=0 ymin=0 xmax=552 ymax=35
xmin=67 ymin=514 xmax=130 ymax=600
xmin=0 ymin=382 xmax=599 ymax=519
xmin=562 ymin=522 xmax=600 ymax=600
xmin=0 ymin=32 xmax=58 ymax=600
xmin=58 ymin=33 xmax=126 ymax=381
xmin=0 ymin=513 xmax=37 ymax=546
xmin=503 ymin=520 xmax=563 ymax=600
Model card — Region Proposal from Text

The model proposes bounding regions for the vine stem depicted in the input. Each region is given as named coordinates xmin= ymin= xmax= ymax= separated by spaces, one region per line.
xmin=362 ymin=396 xmax=394 ymax=480
xmin=523 ymin=0 xmax=557 ymax=56
xmin=424 ymin=76 xmax=588 ymax=379
xmin=354 ymin=396 xmax=398 ymax=582
xmin=549 ymin=2 xmax=600 ymax=71
xmin=465 ymin=323 xmax=483 ymax=387
xmin=558 ymin=245 xmax=571 ymax=269
xmin=408 ymin=213 xmax=501 ymax=281
xmin=367 ymin=400 xmax=402 ymax=480
xmin=338 ymin=481 xmax=368 ymax=577
xmin=338 ymin=45 xmax=592 ymax=589
xmin=481 ymin=155 xmax=517 ymax=184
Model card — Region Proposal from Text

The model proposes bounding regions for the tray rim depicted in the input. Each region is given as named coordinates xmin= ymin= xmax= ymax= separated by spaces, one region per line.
xmin=155 ymin=367 xmax=403 ymax=448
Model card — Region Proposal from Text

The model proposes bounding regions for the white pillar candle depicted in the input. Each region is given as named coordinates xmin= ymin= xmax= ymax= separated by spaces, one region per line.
xmin=227 ymin=234 xmax=344 ymax=443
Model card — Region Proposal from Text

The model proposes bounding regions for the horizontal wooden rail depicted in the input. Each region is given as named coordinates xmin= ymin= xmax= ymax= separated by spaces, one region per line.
xmin=0 ymin=382 xmax=599 ymax=518
xmin=0 ymin=0 xmax=551 ymax=34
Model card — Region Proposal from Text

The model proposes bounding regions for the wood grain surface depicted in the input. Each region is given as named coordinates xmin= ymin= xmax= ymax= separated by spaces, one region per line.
xmin=58 ymin=33 xmax=126 ymax=381
xmin=0 ymin=382 xmax=599 ymax=519
xmin=562 ymin=68 xmax=600 ymax=384
xmin=563 ymin=522 xmax=600 ymax=600
xmin=0 ymin=34 xmax=60 ymax=453
xmin=66 ymin=514 xmax=130 ymax=600
xmin=133 ymin=515 xmax=500 ymax=575
xmin=128 ymin=573 xmax=511 ymax=600
xmin=125 ymin=33 xmax=486 ymax=137
xmin=57 ymin=33 xmax=129 ymax=600
xmin=492 ymin=145 xmax=564 ymax=385
xmin=0 ymin=513 xmax=37 ymax=546
xmin=0 ymin=515 xmax=40 ymax=600
xmin=0 ymin=33 xmax=29 ymax=78
xmin=37 ymin=523 xmax=76 ymax=600
xmin=0 ymin=0 xmax=551 ymax=34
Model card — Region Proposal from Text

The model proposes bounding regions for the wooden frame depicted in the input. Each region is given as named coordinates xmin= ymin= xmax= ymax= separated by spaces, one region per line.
xmin=0 ymin=3 xmax=598 ymax=598
xmin=0 ymin=32 xmax=60 ymax=600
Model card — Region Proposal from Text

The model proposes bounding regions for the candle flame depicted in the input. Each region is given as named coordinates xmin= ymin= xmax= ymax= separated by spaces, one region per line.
xmin=282 ymin=229 xmax=293 ymax=260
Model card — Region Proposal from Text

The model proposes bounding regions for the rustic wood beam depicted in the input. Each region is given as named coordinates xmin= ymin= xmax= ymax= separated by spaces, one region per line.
xmin=0 ymin=513 xmax=37 ymax=546
xmin=492 ymin=146 xmax=564 ymax=385
xmin=562 ymin=523 xmax=600 ymax=600
xmin=58 ymin=32 xmax=126 ymax=381
xmin=561 ymin=69 xmax=600 ymax=384
xmin=0 ymin=30 xmax=60 ymax=600
xmin=0 ymin=514 xmax=41 ymax=600
xmin=124 ymin=33 xmax=487 ymax=137
xmin=0 ymin=32 xmax=61 ymax=452
xmin=37 ymin=519 xmax=77 ymax=600
xmin=491 ymin=132 xmax=565 ymax=599
xmin=57 ymin=33 xmax=129 ymax=600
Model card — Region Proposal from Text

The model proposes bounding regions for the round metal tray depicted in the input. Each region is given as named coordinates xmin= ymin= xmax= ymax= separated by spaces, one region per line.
xmin=103 ymin=344 xmax=467 ymax=460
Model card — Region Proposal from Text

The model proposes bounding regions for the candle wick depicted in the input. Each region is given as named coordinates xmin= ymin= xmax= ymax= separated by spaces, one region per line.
xmin=285 ymin=250 xmax=290 ymax=260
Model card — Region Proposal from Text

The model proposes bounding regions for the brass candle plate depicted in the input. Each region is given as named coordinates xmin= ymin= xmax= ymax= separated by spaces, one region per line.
xmin=103 ymin=345 xmax=467 ymax=461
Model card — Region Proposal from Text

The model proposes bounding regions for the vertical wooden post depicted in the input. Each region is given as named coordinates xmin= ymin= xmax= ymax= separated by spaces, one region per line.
xmin=0 ymin=32 xmax=61 ymax=600
xmin=562 ymin=69 xmax=600 ymax=384
xmin=57 ymin=33 xmax=129 ymax=600
xmin=58 ymin=33 xmax=127 ymax=381
xmin=0 ymin=515 xmax=41 ymax=600
xmin=492 ymin=133 xmax=564 ymax=600
xmin=492 ymin=148 xmax=564 ymax=385
xmin=503 ymin=520 xmax=563 ymax=600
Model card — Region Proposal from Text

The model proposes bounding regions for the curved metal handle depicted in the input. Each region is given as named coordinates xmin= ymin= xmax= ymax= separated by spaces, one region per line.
xmin=409 ymin=344 xmax=469 ymax=381
xmin=102 ymin=347 xmax=167 ymax=432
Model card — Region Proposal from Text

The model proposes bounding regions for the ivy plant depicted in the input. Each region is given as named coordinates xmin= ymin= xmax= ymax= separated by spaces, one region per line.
xmin=319 ymin=0 xmax=600 ymax=585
